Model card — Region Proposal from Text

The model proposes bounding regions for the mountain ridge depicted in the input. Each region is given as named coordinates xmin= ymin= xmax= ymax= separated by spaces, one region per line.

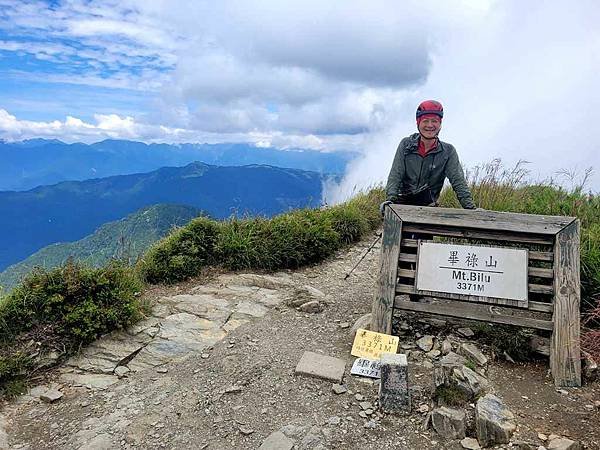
xmin=0 ymin=138 xmax=356 ymax=191
xmin=0 ymin=203 xmax=202 ymax=292
xmin=0 ymin=161 xmax=325 ymax=271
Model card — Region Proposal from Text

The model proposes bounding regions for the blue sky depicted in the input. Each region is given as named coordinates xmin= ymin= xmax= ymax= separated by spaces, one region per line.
xmin=0 ymin=0 xmax=599 ymax=194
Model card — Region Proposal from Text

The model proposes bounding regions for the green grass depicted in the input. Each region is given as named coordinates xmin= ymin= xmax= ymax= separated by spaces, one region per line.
xmin=439 ymin=160 xmax=600 ymax=308
xmin=137 ymin=189 xmax=385 ymax=283
xmin=434 ymin=385 xmax=471 ymax=407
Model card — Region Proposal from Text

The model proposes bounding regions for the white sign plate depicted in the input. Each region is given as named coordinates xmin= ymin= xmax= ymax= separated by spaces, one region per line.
xmin=416 ymin=242 xmax=528 ymax=303
xmin=351 ymin=358 xmax=381 ymax=378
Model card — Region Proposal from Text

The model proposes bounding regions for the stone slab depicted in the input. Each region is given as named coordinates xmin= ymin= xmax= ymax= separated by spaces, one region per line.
xmin=259 ymin=431 xmax=294 ymax=450
xmin=379 ymin=352 xmax=410 ymax=413
xmin=295 ymin=351 xmax=346 ymax=383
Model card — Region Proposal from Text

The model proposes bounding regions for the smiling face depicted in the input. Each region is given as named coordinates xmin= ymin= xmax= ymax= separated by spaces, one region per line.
xmin=417 ymin=115 xmax=442 ymax=139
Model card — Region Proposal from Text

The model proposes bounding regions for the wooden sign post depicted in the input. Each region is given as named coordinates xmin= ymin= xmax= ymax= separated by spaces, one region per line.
xmin=371 ymin=205 xmax=581 ymax=387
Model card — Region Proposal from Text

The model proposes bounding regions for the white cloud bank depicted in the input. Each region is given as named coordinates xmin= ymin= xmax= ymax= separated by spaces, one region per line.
xmin=1 ymin=0 xmax=599 ymax=192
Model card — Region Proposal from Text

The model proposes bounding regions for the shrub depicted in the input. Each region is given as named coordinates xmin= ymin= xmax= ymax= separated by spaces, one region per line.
xmin=0 ymin=261 xmax=143 ymax=347
xmin=473 ymin=323 xmax=535 ymax=362
xmin=0 ymin=260 xmax=143 ymax=395
xmin=137 ymin=216 xmax=220 ymax=283
xmin=433 ymin=385 xmax=470 ymax=407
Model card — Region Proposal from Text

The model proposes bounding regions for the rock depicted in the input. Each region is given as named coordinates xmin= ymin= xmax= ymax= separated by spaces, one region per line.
xmin=114 ymin=366 xmax=130 ymax=378
xmin=431 ymin=407 xmax=466 ymax=439
xmin=416 ymin=335 xmax=435 ymax=352
xmin=288 ymin=285 xmax=326 ymax=308
xmin=0 ymin=415 xmax=8 ymax=450
xmin=239 ymin=426 xmax=254 ymax=435
xmin=530 ymin=335 xmax=550 ymax=356
xmin=60 ymin=373 xmax=119 ymax=390
xmin=339 ymin=322 xmax=350 ymax=329
xmin=582 ymin=351 xmax=598 ymax=382
xmin=441 ymin=340 xmax=453 ymax=355
xmin=66 ymin=330 xmax=151 ymax=374
xmin=40 ymin=388 xmax=63 ymax=403
xmin=459 ymin=343 xmax=488 ymax=366
xmin=332 ymin=384 xmax=347 ymax=395
xmin=279 ymin=425 xmax=306 ymax=437
xmin=295 ymin=351 xmax=346 ymax=383
xmin=378 ymin=353 xmax=410 ymax=413
xmin=547 ymin=437 xmax=581 ymax=450
xmin=475 ymin=394 xmax=516 ymax=447
xmin=359 ymin=401 xmax=373 ymax=410
xmin=457 ymin=327 xmax=475 ymax=338
xmin=327 ymin=416 xmax=341 ymax=426
xmin=511 ymin=440 xmax=537 ymax=450
xmin=77 ymin=433 xmax=114 ymax=450
xmin=539 ymin=433 xmax=548 ymax=441
xmin=350 ymin=313 xmax=372 ymax=337
xmin=156 ymin=367 xmax=168 ymax=374
xmin=423 ymin=360 xmax=434 ymax=369
xmin=460 ymin=437 xmax=481 ymax=449
xmin=454 ymin=365 xmax=491 ymax=398
xmin=354 ymin=393 xmax=364 ymax=401
xmin=418 ymin=404 xmax=430 ymax=414
xmin=427 ymin=350 xmax=441 ymax=359
xmin=297 ymin=301 xmax=322 ymax=313
xmin=364 ymin=420 xmax=377 ymax=429
xmin=434 ymin=354 xmax=489 ymax=399
xmin=235 ymin=301 xmax=269 ymax=318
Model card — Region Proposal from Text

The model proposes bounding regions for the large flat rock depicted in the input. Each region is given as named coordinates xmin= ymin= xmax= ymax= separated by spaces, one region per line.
xmin=295 ymin=351 xmax=346 ymax=383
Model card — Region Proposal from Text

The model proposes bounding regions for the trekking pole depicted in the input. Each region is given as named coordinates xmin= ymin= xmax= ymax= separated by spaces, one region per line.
xmin=343 ymin=232 xmax=382 ymax=280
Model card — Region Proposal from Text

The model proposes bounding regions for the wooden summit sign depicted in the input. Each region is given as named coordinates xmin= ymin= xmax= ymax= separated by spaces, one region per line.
xmin=371 ymin=205 xmax=581 ymax=387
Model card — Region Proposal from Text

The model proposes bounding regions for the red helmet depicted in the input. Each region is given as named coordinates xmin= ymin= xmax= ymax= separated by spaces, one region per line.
xmin=416 ymin=100 xmax=444 ymax=119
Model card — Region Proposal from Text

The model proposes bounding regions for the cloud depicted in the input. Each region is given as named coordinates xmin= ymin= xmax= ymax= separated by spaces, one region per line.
xmin=1 ymin=0 xmax=599 ymax=193
xmin=325 ymin=0 xmax=600 ymax=200
xmin=0 ymin=108 xmax=363 ymax=150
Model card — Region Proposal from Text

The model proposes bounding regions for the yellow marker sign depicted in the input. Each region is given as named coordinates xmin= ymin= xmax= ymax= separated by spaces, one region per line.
xmin=351 ymin=328 xmax=399 ymax=359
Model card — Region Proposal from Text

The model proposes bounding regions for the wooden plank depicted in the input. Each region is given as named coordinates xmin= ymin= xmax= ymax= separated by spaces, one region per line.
xmin=370 ymin=207 xmax=403 ymax=334
xmin=390 ymin=204 xmax=575 ymax=235
xmin=395 ymin=284 xmax=553 ymax=312
xmin=394 ymin=297 xmax=554 ymax=330
xmin=399 ymin=253 xmax=417 ymax=263
xmin=402 ymin=225 xmax=554 ymax=245
xmin=529 ymin=284 xmax=554 ymax=295
xmin=529 ymin=267 xmax=554 ymax=278
xmin=401 ymin=238 xmax=418 ymax=248
xmin=529 ymin=251 xmax=554 ymax=262
xmin=397 ymin=268 xmax=415 ymax=278
xmin=551 ymin=221 xmax=582 ymax=387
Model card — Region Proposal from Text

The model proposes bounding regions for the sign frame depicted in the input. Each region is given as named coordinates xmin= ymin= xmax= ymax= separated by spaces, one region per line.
xmin=370 ymin=204 xmax=582 ymax=387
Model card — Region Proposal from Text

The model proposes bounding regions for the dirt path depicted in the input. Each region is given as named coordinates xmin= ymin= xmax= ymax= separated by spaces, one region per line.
xmin=2 ymin=232 xmax=599 ymax=449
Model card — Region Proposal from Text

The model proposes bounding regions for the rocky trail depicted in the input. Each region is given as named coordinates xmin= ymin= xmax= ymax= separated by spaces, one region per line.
xmin=1 ymin=232 xmax=599 ymax=449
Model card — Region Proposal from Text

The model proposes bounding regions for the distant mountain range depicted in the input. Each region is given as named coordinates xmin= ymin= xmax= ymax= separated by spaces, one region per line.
xmin=0 ymin=162 xmax=324 ymax=271
xmin=0 ymin=203 xmax=201 ymax=292
xmin=0 ymin=139 xmax=356 ymax=191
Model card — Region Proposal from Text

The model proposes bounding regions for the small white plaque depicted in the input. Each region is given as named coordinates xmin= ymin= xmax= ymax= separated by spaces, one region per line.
xmin=351 ymin=358 xmax=381 ymax=378
xmin=416 ymin=242 xmax=528 ymax=304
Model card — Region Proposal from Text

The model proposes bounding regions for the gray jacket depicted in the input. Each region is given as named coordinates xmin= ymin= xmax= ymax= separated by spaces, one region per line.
xmin=385 ymin=133 xmax=475 ymax=209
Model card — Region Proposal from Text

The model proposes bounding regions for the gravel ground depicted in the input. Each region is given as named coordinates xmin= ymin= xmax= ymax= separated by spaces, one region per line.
xmin=2 ymin=231 xmax=599 ymax=449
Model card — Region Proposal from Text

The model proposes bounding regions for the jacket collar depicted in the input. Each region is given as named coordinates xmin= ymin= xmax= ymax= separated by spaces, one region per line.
xmin=404 ymin=133 xmax=445 ymax=155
